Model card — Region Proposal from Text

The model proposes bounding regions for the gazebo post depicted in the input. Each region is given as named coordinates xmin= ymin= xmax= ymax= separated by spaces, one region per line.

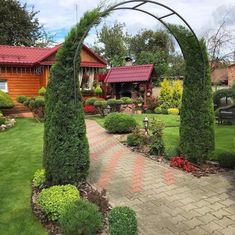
xmin=144 ymin=82 xmax=147 ymax=105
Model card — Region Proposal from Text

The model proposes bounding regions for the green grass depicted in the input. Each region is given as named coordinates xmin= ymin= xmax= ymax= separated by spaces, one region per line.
xmin=86 ymin=113 xmax=180 ymax=128
xmin=0 ymin=116 xmax=234 ymax=234
xmin=87 ymin=114 xmax=235 ymax=160
xmin=0 ymin=118 xmax=47 ymax=235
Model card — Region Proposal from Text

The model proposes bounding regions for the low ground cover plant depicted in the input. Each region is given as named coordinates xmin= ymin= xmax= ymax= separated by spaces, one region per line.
xmin=59 ymin=200 xmax=102 ymax=235
xmin=37 ymin=185 xmax=80 ymax=221
xmin=108 ymin=206 xmax=137 ymax=235
xmin=104 ymin=113 xmax=136 ymax=133
xmin=32 ymin=169 xmax=46 ymax=188
xmin=170 ymin=156 xmax=197 ymax=173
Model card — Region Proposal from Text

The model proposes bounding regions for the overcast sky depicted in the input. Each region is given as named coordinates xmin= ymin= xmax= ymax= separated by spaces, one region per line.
xmin=20 ymin=0 xmax=235 ymax=46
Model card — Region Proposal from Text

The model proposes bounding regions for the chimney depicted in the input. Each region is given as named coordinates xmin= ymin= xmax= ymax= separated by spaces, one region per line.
xmin=125 ymin=56 xmax=133 ymax=66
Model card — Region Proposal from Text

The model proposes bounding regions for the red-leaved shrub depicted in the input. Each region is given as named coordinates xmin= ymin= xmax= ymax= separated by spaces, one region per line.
xmin=170 ymin=156 xmax=197 ymax=173
xmin=84 ymin=105 xmax=96 ymax=114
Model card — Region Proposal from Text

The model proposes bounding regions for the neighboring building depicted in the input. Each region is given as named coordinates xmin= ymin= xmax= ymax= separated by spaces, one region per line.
xmin=211 ymin=63 xmax=235 ymax=86
xmin=105 ymin=61 xmax=157 ymax=105
xmin=0 ymin=44 xmax=107 ymax=112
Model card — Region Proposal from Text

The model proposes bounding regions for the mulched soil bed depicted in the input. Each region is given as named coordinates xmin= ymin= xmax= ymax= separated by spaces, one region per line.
xmin=123 ymin=143 xmax=224 ymax=178
xmin=32 ymin=182 xmax=111 ymax=235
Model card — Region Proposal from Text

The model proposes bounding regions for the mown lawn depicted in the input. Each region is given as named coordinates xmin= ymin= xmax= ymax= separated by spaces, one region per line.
xmin=0 ymin=116 xmax=234 ymax=234
xmin=0 ymin=118 xmax=47 ymax=235
xmin=87 ymin=114 xmax=235 ymax=159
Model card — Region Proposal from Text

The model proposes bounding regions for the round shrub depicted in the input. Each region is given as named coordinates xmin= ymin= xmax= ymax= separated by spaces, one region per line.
xmin=37 ymin=185 xmax=80 ymax=221
xmin=161 ymin=108 xmax=168 ymax=115
xmin=94 ymin=100 xmax=107 ymax=107
xmin=120 ymin=97 xmax=133 ymax=104
xmin=104 ymin=113 xmax=136 ymax=133
xmin=59 ymin=200 xmax=102 ymax=235
xmin=108 ymin=206 xmax=137 ymax=235
xmin=168 ymin=108 xmax=179 ymax=115
xmin=85 ymin=97 xmax=98 ymax=105
xmin=107 ymin=99 xmax=123 ymax=106
xmin=218 ymin=152 xmax=235 ymax=169
xmin=127 ymin=134 xmax=142 ymax=146
xmin=0 ymin=90 xmax=14 ymax=109
xmin=38 ymin=87 xmax=46 ymax=96
xmin=95 ymin=85 xmax=103 ymax=95
xmin=33 ymin=169 xmax=46 ymax=188
xmin=154 ymin=107 xmax=162 ymax=114
xmin=16 ymin=96 xmax=27 ymax=104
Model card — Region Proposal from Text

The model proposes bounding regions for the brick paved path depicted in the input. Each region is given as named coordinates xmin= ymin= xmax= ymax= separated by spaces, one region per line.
xmin=86 ymin=120 xmax=235 ymax=235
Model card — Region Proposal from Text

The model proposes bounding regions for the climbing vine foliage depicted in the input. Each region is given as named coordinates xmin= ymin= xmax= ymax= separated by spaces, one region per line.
xmin=169 ymin=25 xmax=215 ymax=164
xmin=43 ymin=8 xmax=104 ymax=185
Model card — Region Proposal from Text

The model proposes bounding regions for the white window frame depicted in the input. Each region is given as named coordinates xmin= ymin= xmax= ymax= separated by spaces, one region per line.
xmin=0 ymin=80 xmax=8 ymax=93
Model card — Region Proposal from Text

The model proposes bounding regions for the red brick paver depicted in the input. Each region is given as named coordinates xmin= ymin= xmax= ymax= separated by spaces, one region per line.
xmin=86 ymin=120 xmax=235 ymax=235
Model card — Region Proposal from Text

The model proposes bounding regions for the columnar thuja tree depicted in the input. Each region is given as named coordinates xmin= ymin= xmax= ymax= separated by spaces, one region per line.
xmin=43 ymin=8 xmax=104 ymax=185
xmin=169 ymin=25 xmax=215 ymax=164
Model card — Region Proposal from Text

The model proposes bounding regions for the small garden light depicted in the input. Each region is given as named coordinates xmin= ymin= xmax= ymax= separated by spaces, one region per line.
xmin=143 ymin=116 xmax=149 ymax=133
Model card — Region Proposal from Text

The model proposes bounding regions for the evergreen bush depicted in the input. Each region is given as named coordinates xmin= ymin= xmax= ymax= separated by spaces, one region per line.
xmin=108 ymin=206 xmax=137 ymax=235
xmin=43 ymin=8 xmax=104 ymax=185
xmin=95 ymin=85 xmax=103 ymax=95
xmin=169 ymin=25 xmax=215 ymax=164
xmin=59 ymin=200 xmax=102 ymax=235
xmin=0 ymin=90 xmax=14 ymax=109
xmin=37 ymin=185 xmax=80 ymax=221
xmin=85 ymin=97 xmax=98 ymax=105
xmin=218 ymin=152 xmax=235 ymax=169
xmin=104 ymin=113 xmax=136 ymax=133
xmin=33 ymin=169 xmax=46 ymax=188
xmin=38 ymin=87 xmax=46 ymax=96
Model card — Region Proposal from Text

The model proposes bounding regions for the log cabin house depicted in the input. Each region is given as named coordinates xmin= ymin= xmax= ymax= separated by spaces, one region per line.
xmin=0 ymin=44 xmax=107 ymax=113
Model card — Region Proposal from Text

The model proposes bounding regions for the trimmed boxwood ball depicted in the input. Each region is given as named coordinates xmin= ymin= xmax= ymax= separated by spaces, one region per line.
xmin=218 ymin=152 xmax=235 ymax=169
xmin=108 ymin=206 xmax=137 ymax=235
xmin=59 ymin=200 xmax=102 ymax=235
xmin=85 ymin=97 xmax=98 ymax=105
xmin=0 ymin=90 xmax=14 ymax=109
xmin=37 ymin=185 xmax=80 ymax=221
xmin=43 ymin=8 xmax=105 ymax=185
xmin=104 ymin=113 xmax=136 ymax=133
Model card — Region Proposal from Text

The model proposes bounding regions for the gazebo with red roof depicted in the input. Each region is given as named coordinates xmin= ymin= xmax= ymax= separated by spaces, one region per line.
xmin=105 ymin=63 xmax=157 ymax=104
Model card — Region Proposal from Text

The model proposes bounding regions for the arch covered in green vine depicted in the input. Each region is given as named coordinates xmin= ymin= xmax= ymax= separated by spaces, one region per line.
xmin=44 ymin=3 xmax=214 ymax=185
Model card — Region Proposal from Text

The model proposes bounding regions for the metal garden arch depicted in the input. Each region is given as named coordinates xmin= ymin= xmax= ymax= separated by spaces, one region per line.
xmin=73 ymin=0 xmax=206 ymax=93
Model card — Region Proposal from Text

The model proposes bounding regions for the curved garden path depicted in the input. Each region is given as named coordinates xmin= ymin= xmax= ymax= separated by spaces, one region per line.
xmin=86 ymin=120 xmax=235 ymax=235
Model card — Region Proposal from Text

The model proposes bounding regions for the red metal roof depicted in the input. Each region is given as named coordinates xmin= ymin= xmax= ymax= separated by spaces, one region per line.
xmin=105 ymin=64 xmax=154 ymax=83
xmin=0 ymin=44 xmax=107 ymax=67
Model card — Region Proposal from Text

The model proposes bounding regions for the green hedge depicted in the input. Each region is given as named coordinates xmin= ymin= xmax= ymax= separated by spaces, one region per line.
xmin=104 ymin=113 xmax=136 ymax=133
xmin=0 ymin=90 xmax=14 ymax=109
xmin=218 ymin=152 xmax=235 ymax=169
xmin=108 ymin=206 xmax=137 ymax=235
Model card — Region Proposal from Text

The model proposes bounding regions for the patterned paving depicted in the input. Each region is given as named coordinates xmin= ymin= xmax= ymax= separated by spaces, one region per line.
xmin=86 ymin=120 xmax=235 ymax=235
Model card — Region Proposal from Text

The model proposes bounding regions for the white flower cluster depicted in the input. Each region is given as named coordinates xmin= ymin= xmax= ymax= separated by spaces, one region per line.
xmin=0 ymin=118 xmax=16 ymax=131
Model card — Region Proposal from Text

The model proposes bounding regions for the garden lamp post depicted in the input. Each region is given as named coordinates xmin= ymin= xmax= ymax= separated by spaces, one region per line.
xmin=143 ymin=116 xmax=149 ymax=134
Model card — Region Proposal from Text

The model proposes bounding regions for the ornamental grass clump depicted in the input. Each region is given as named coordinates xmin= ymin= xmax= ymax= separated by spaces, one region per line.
xmin=108 ymin=206 xmax=137 ymax=235
xmin=59 ymin=200 xmax=102 ymax=235
xmin=37 ymin=185 xmax=80 ymax=221
xmin=104 ymin=113 xmax=136 ymax=133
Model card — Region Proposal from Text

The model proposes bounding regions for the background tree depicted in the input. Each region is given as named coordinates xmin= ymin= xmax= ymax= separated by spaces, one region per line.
xmin=0 ymin=0 xmax=53 ymax=47
xmin=94 ymin=22 xmax=128 ymax=66
xmin=203 ymin=6 xmax=235 ymax=71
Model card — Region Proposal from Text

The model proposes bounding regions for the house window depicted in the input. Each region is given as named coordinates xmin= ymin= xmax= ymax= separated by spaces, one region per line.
xmin=0 ymin=80 xmax=8 ymax=92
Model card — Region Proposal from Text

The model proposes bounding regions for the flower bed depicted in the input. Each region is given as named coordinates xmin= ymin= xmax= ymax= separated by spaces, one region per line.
xmin=170 ymin=156 xmax=198 ymax=173
xmin=32 ymin=182 xmax=111 ymax=235
xmin=0 ymin=117 xmax=16 ymax=132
